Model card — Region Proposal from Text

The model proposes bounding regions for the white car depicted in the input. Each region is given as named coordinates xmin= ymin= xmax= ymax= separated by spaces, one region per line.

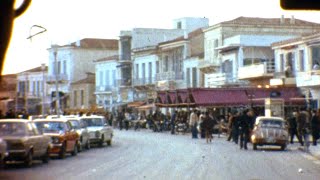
xmin=79 ymin=115 xmax=113 ymax=147
xmin=66 ymin=116 xmax=91 ymax=151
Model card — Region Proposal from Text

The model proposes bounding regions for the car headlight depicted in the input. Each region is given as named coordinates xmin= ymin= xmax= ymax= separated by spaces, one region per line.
xmin=95 ymin=131 xmax=100 ymax=138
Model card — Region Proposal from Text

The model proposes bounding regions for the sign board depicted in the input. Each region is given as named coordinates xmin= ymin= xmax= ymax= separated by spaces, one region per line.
xmin=265 ymin=98 xmax=284 ymax=118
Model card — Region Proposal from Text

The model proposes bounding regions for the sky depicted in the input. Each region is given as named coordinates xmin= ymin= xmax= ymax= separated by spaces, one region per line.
xmin=2 ymin=0 xmax=320 ymax=74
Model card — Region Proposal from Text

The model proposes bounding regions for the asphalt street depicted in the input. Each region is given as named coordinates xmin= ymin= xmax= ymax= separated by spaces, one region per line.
xmin=1 ymin=129 xmax=320 ymax=180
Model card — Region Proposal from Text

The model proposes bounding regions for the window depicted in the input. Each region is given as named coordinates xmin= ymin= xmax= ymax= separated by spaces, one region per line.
xmin=112 ymin=70 xmax=116 ymax=86
xmin=192 ymin=67 xmax=197 ymax=87
xmin=214 ymin=39 xmax=219 ymax=58
xmin=58 ymin=61 xmax=61 ymax=74
xmin=177 ymin=21 xmax=182 ymax=29
xmin=280 ymin=54 xmax=284 ymax=72
xmin=164 ymin=56 xmax=169 ymax=72
xmin=106 ymin=70 xmax=109 ymax=86
xmin=148 ymin=62 xmax=152 ymax=83
xmin=299 ymin=50 xmax=305 ymax=71
xmin=186 ymin=68 xmax=190 ymax=87
xmin=73 ymin=90 xmax=77 ymax=107
xmin=311 ymin=46 xmax=320 ymax=69
xmin=63 ymin=60 xmax=66 ymax=74
xmin=136 ymin=64 xmax=139 ymax=79
xmin=142 ymin=63 xmax=146 ymax=84
xmin=99 ymin=71 xmax=103 ymax=86
xmin=156 ymin=61 xmax=159 ymax=73
xmin=80 ymin=90 xmax=84 ymax=106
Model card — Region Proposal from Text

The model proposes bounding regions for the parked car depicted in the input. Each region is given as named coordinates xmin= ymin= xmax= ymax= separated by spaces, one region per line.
xmin=251 ymin=116 xmax=289 ymax=151
xmin=79 ymin=115 xmax=113 ymax=147
xmin=0 ymin=119 xmax=51 ymax=167
xmin=33 ymin=118 xmax=79 ymax=159
xmin=0 ymin=137 xmax=7 ymax=167
xmin=66 ymin=116 xmax=91 ymax=151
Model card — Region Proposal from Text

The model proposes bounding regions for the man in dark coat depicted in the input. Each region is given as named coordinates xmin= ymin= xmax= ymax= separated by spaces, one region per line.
xmin=287 ymin=112 xmax=300 ymax=144
xmin=238 ymin=110 xmax=251 ymax=150
xmin=311 ymin=109 xmax=320 ymax=146
xmin=202 ymin=112 xmax=215 ymax=143
xmin=171 ymin=110 xmax=177 ymax=135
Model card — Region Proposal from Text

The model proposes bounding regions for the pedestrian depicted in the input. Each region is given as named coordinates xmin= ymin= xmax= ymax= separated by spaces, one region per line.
xmin=117 ymin=110 xmax=124 ymax=130
xmin=189 ymin=109 xmax=199 ymax=139
xmin=199 ymin=112 xmax=205 ymax=139
xmin=287 ymin=112 xmax=300 ymax=144
xmin=238 ymin=109 xmax=251 ymax=150
xmin=311 ymin=109 xmax=320 ymax=146
xmin=296 ymin=109 xmax=307 ymax=146
xmin=171 ymin=110 xmax=177 ymax=135
xmin=202 ymin=112 xmax=214 ymax=143
xmin=227 ymin=112 xmax=234 ymax=141
xmin=232 ymin=111 xmax=240 ymax=144
xmin=124 ymin=111 xmax=130 ymax=130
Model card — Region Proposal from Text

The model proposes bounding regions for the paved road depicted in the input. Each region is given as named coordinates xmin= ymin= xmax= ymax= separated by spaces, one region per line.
xmin=1 ymin=130 xmax=320 ymax=180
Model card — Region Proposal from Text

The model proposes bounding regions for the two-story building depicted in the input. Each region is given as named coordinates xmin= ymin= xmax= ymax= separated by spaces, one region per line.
xmin=47 ymin=38 xmax=118 ymax=112
xmin=0 ymin=74 xmax=17 ymax=115
xmin=16 ymin=65 xmax=48 ymax=114
xmin=202 ymin=16 xmax=320 ymax=88
xmin=272 ymin=32 xmax=320 ymax=109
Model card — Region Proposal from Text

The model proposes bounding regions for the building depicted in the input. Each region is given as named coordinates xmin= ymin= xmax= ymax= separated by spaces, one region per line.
xmin=47 ymin=38 xmax=118 ymax=112
xmin=272 ymin=32 xmax=320 ymax=109
xmin=202 ymin=16 xmax=320 ymax=88
xmin=70 ymin=72 xmax=96 ymax=111
xmin=16 ymin=65 xmax=48 ymax=114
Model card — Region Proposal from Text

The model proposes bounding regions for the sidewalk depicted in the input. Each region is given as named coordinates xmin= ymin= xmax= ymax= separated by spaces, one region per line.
xmin=307 ymin=145 xmax=320 ymax=159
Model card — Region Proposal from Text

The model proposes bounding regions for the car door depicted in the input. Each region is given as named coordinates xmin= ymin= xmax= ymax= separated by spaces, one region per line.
xmin=26 ymin=122 xmax=41 ymax=157
xmin=31 ymin=122 xmax=48 ymax=155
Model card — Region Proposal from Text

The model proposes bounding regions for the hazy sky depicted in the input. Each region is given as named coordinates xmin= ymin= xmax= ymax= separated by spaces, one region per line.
xmin=2 ymin=0 xmax=320 ymax=74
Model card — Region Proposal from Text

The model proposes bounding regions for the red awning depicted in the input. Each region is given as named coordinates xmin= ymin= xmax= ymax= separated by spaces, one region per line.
xmin=191 ymin=88 xmax=249 ymax=106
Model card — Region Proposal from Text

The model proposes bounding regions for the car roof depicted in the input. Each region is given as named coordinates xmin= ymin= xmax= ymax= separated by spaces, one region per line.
xmin=79 ymin=115 xmax=104 ymax=119
xmin=255 ymin=116 xmax=285 ymax=125
xmin=0 ymin=119 xmax=30 ymax=123
xmin=33 ymin=118 xmax=69 ymax=123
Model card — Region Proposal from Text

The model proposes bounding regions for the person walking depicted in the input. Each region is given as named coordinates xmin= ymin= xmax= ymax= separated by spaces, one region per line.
xmin=287 ymin=112 xmax=300 ymax=144
xmin=227 ymin=112 xmax=235 ymax=141
xmin=311 ymin=109 xmax=320 ymax=146
xmin=238 ymin=110 xmax=251 ymax=150
xmin=202 ymin=112 xmax=214 ymax=143
xmin=117 ymin=110 xmax=124 ymax=130
xmin=232 ymin=111 xmax=240 ymax=144
xmin=189 ymin=109 xmax=199 ymax=139
xmin=171 ymin=110 xmax=177 ymax=135
xmin=296 ymin=109 xmax=306 ymax=146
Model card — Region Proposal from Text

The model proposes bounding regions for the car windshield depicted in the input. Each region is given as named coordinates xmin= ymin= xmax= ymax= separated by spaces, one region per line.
xmin=259 ymin=119 xmax=285 ymax=128
xmin=0 ymin=122 xmax=27 ymax=136
xmin=68 ymin=120 xmax=80 ymax=129
xmin=82 ymin=118 xmax=104 ymax=127
xmin=34 ymin=121 xmax=66 ymax=133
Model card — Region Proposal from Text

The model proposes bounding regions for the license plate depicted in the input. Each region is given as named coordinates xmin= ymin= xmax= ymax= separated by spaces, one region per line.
xmin=267 ymin=137 xmax=275 ymax=143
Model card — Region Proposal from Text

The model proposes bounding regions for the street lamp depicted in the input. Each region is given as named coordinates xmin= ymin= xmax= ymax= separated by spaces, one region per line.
xmin=41 ymin=63 xmax=46 ymax=117
xmin=53 ymin=51 xmax=61 ymax=117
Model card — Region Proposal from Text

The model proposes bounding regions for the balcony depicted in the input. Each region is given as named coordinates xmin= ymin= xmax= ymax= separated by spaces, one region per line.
xmin=117 ymin=78 xmax=131 ymax=87
xmin=95 ymin=85 xmax=115 ymax=93
xmin=296 ymin=70 xmax=320 ymax=87
xmin=198 ymin=60 xmax=219 ymax=73
xmin=238 ymin=63 xmax=274 ymax=80
xmin=132 ymin=77 xmax=155 ymax=87
xmin=155 ymin=71 xmax=184 ymax=81
xmin=207 ymin=73 xmax=249 ymax=87
xmin=270 ymin=72 xmax=296 ymax=86
xmin=46 ymin=74 xmax=69 ymax=84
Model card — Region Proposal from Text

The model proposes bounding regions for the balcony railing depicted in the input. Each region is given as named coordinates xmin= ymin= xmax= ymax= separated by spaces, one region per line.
xmin=132 ymin=77 xmax=156 ymax=86
xmin=238 ymin=63 xmax=274 ymax=79
xmin=95 ymin=85 xmax=115 ymax=92
xmin=47 ymin=74 xmax=69 ymax=83
xmin=296 ymin=70 xmax=320 ymax=87
xmin=207 ymin=73 xmax=249 ymax=87
xmin=117 ymin=79 xmax=131 ymax=87
xmin=155 ymin=71 xmax=184 ymax=81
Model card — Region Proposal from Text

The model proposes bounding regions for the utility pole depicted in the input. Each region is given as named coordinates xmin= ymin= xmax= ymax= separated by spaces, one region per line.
xmin=54 ymin=51 xmax=61 ymax=117
xmin=41 ymin=63 xmax=46 ymax=117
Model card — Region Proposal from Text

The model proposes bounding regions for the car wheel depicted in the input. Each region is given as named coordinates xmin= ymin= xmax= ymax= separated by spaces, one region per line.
xmin=78 ymin=141 xmax=83 ymax=153
xmin=71 ymin=143 xmax=78 ymax=156
xmin=42 ymin=147 xmax=50 ymax=163
xmin=107 ymin=139 xmax=112 ymax=146
xmin=85 ymin=139 xmax=91 ymax=150
xmin=59 ymin=143 xmax=66 ymax=159
xmin=253 ymin=144 xmax=257 ymax=150
xmin=24 ymin=151 xmax=33 ymax=167
xmin=280 ymin=144 xmax=286 ymax=151
xmin=99 ymin=135 xmax=104 ymax=147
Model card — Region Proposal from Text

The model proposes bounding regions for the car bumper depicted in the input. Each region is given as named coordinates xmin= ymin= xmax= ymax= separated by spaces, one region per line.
xmin=89 ymin=138 xmax=102 ymax=143
xmin=4 ymin=150 xmax=27 ymax=161
xmin=49 ymin=143 xmax=63 ymax=154
xmin=252 ymin=138 xmax=287 ymax=145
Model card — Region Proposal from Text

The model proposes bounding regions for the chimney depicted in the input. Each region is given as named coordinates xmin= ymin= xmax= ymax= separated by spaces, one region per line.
xmin=280 ymin=15 xmax=285 ymax=24
xmin=290 ymin=15 xmax=295 ymax=24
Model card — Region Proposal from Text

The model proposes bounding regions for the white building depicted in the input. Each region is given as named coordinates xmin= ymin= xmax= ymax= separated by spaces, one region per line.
xmin=47 ymin=38 xmax=118 ymax=111
xmin=202 ymin=16 xmax=320 ymax=88
xmin=272 ymin=32 xmax=320 ymax=109
xmin=16 ymin=65 xmax=48 ymax=114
